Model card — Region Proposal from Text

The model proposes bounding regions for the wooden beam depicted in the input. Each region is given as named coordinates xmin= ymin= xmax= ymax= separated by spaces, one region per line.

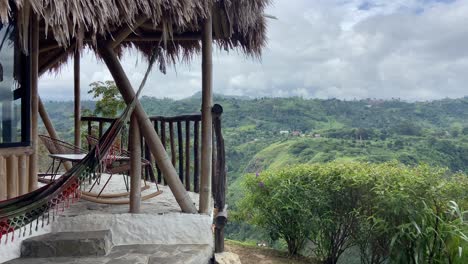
xmin=74 ymin=50 xmax=81 ymax=148
xmin=123 ymin=32 xmax=202 ymax=42
xmin=38 ymin=98 xmax=59 ymax=140
xmin=84 ymin=32 xmax=204 ymax=43
xmin=199 ymin=16 xmax=213 ymax=214
xmin=29 ymin=14 xmax=39 ymax=192
xmin=110 ymin=17 xmax=148 ymax=48
xmin=38 ymin=98 xmax=72 ymax=170
xmin=97 ymin=43 xmax=197 ymax=214
xmin=0 ymin=146 xmax=33 ymax=156
xmin=39 ymin=43 xmax=60 ymax=53
xmin=129 ymin=113 xmax=142 ymax=213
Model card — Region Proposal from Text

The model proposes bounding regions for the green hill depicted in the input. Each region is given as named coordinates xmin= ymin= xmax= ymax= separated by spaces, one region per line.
xmin=43 ymin=95 xmax=468 ymax=243
xmin=42 ymin=95 xmax=468 ymax=178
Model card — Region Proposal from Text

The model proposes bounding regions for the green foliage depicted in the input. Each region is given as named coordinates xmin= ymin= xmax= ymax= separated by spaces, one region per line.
xmin=237 ymin=162 xmax=468 ymax=264
xmin=88 ymin=81 xmax=125 ymax=117
xmin=236 ymin=166 xmax=323 ymax=256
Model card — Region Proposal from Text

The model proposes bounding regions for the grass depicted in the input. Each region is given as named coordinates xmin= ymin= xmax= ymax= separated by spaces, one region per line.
xmin=225 ymin=239 xmax=315 ymax=264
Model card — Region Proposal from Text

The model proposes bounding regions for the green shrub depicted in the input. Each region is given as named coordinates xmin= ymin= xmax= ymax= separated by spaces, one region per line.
xmin=236 ymin=162 xmax=468 ymax=264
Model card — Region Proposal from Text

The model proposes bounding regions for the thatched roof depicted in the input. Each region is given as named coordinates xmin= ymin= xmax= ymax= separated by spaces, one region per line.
xmin=1 ymin=0 xmax=270 ymax=72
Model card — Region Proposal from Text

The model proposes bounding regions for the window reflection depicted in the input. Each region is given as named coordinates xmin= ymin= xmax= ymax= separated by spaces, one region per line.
xmin=0 ymin=23 xmax=22 ymax=144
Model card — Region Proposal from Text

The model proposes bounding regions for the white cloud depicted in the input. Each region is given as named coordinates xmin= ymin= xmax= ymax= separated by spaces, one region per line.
xmin=40 ymin=0 xmax=468 ymax=101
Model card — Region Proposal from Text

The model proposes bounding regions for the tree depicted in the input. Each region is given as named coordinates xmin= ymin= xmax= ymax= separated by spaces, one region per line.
xmin=88 ymin=80 xmax=125 ymax=117
xmin=237 ymin=162 xmax=468 ymax=264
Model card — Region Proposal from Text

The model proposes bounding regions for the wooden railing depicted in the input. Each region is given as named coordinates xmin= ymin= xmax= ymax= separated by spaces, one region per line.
xmin=82 ymin=104 xmax=227 ymax=252
xmin=81 ymin=105 xmax=226 ymax=195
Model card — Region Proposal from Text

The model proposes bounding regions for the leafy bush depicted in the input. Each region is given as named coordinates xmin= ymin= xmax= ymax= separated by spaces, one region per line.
xmin=236 ymin=162 xmax=468 ymax=264
xmin=236 ymin=166 xmax=323 ymax=255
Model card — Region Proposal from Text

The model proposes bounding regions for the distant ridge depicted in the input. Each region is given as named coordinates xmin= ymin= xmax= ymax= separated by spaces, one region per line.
xmin=186 ymin=91 xmax=252 ymax=100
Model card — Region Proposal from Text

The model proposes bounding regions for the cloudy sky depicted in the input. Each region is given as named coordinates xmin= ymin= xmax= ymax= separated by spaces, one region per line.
xmin=40 ymin=0 xmax=468 ymax=101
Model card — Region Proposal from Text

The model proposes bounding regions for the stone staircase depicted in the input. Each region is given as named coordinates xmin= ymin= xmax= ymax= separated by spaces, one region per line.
xmin=5 ymin=230 xmax=212 ymax=264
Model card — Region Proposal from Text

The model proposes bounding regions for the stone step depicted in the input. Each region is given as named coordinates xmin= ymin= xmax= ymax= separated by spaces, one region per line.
xmin=5 ymin=244 xmax=213 ymax=264
xmin=20 ymin=230 xmax=112 ymax=258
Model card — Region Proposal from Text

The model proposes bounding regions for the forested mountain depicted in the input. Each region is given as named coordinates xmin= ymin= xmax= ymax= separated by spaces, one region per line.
xmin=42 ymin=95 xmax=468 ymax=243
xmin=43 ymin=95 xmax=468 ymax=177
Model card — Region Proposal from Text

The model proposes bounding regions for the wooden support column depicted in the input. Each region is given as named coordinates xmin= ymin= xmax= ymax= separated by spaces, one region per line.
xmin=129 ymin=113 xmax=141 ymax=213
xmin=199 ymin=16 xmax=213 ymax=214
xmin=74 ymin=50 xmax=81 ymax=148
xmin=97 ymin=43 xmax=197 ymax=214
xmin=29 ymin=14 xmax=39 ymax=191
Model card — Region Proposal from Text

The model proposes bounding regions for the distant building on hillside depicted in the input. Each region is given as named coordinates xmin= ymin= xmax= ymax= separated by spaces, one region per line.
xmin=292 ymin=131 xmax=302 ymax=136
xmin=280 ymin=130 xmax=289 ymax=135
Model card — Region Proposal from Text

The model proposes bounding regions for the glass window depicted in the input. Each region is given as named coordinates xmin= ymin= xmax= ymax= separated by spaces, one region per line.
xmin=0 ymin=22 xmax=29 ymax=146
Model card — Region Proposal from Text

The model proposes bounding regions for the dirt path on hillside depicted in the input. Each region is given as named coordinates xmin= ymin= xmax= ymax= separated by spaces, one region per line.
xmin=225 ymin=241 xmax=314 ymax=264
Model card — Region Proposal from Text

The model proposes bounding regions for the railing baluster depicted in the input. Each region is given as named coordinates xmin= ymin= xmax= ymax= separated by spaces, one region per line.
xmin=161 ymin=121 xmax=167 ymax=185
xmin=98 ymin=121 xmax=103 ymax=138
xmin=87 ymin=120 xmax=92 ymax=151
xmin=194 ymin=120 xmax=200 ymax=193
xmin=177 ymin=121 xmax=184 ymax=184
xmin=154 ymin=121 xmax=162 ymax=184
xmin=169 ymin=122 xmax=176 ymax=167
xmin=143 ymin=136 xmax=150 ymax=181
xmin=185 ymin=121 xmax=191 ymax=191
xmin=81 ymin=113 xmax=214 ymax=196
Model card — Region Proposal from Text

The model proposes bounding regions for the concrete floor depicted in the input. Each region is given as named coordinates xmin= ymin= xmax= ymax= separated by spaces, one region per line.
xmin=66 ymin=174 xmax=200 ymax=215
xmin=1 ymin=175 xmax=214 ymax=263
xmin=5 ymin=244 xmax=213 ymax=264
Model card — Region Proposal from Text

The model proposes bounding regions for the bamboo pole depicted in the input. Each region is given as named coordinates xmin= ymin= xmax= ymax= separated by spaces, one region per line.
xmin=161 ymin=121 xmax=166 ymax=185
xmin=129 ymin=113 xmax=141 ymax=213
xmin=154 ymin=121 xmax=162 ymax=183
xmin=74 ymin=50 xmax=81 ymax=148
xmin=97 ymin=44 xmax=197 ymax=214
xmin=18 ymin=155 xmax=28 ymax=195
xmin=194 ymin=121 xmax=200 ymax=193
xmin=38 ymin=98 xmax=59 ymax=140
xmin=6 ymin=155 xmax=18 ymax=198
xmin=38 ymin=98 xmax=72 ymax=171
xmin=29 ymin=14 xmax=39 ymax=191
xmin=169 ymin=122 xmax=176 ymax=166
xmin=185 ymin=121 xmax=191 ymax=190
xmin=177 ymin=121 xmax=184 ymax=183
xmin=199 ymin=16 xmax=213 ymax=214
xmin=0 ymin=157 xmax=6 ymax=200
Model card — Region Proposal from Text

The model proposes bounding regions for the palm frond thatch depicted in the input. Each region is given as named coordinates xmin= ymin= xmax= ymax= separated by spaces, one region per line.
xmin=1 ymin=0 xmax=271 ymax=72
